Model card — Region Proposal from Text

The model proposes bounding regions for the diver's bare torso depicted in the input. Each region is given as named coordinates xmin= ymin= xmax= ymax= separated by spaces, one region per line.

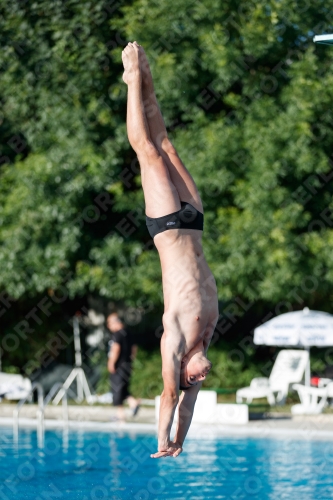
xmin=155 ymin=228 xmax=218 ymax=353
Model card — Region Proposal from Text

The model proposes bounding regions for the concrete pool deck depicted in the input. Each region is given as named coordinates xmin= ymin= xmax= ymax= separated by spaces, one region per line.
xmin=1 ymin=403 xmax=333 ymax=440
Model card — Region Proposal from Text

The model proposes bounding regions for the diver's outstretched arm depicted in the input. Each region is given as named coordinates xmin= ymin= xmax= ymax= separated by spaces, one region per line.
xmin=173 ymin=383 xmax=201 ymax=448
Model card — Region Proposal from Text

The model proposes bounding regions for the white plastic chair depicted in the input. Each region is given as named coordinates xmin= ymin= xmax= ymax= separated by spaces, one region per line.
xmin=291 ymin=381 xmax=333 ymax=415
xmin=236 ymin=349 xmax=309 ymax=405
xmin=0 ymin=373 xmax=32 ymax=401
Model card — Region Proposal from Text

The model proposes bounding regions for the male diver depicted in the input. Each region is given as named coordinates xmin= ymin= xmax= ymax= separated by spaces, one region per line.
xmin=122 ymin=42 xmax=219 ymax=458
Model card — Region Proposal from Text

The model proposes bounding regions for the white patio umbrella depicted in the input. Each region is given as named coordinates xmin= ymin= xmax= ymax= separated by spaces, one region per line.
xmin=254 ymin=307 xmax=333 ymax=386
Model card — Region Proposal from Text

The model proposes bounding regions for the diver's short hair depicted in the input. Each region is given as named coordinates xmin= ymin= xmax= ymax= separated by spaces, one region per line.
xmin=179 ymin=385 xmax=190 ymax=391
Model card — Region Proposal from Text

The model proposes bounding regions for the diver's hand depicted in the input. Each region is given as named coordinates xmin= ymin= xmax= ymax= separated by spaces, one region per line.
xmin=150 ymin=441 xmax=183 ymax=458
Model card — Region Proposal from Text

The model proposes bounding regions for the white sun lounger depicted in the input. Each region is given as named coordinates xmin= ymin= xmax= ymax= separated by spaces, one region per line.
xmin=0 ymin=373 xmax=32 ymax=401
xmin=236 ymin=349 xmax=309 ymax=405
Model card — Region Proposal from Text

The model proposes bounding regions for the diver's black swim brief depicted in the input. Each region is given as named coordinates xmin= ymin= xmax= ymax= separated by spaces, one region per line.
xmin=145 ymin=201 xmax=204 ymax=239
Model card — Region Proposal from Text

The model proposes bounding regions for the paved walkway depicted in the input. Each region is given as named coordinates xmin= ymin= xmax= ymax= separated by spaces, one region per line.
xmin=1 ymin=404 xmax=333 ymax=440
xmin=0 ymin=403 xmax=155 ymax=423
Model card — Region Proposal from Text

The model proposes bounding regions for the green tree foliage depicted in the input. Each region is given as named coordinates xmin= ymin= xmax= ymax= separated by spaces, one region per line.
xmin=113 ymin=0 xmax=333 ymax=307
xmin=1 ymin=1 xmax=333 ymax=370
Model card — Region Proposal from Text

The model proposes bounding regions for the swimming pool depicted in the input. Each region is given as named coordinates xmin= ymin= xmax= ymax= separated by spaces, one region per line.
xmin=1 ymin=427 xmax=333 ymax=500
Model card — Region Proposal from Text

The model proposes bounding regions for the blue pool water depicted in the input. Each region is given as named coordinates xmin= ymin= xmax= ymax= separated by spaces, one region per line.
xmin=1 ymin=428 xmax=333 ymax=499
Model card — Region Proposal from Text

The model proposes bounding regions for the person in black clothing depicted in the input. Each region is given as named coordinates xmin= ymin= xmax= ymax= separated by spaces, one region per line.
xmin=107 ymin=313 xmax=140 ymax=422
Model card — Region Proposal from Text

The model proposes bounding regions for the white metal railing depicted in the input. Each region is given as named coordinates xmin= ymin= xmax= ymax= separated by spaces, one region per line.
xmin=13 ymin=382 xmax=44 ymax=436
xmin=43 ymin=382 xmax=69 ymax=426
xmin=13 ymin=382 xmax=69 ymax=440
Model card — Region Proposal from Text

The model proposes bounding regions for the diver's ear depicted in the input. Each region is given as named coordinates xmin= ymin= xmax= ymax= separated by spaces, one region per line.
xmin=181 ymin=356 xmax=187 ymax=366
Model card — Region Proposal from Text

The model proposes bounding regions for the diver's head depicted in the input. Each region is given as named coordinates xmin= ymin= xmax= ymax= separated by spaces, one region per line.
xmin=179 ymin=341 xmax=212 ymax=390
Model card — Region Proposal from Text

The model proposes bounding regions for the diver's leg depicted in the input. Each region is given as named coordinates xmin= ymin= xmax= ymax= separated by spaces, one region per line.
xmin=137 ymin=43 xmax=203 ymax=213
xmin=127 ymin=395 xmax=140 ymax=416
xmin=116 ymin=405 xmax=126 ymax=423
xmin=123 ymin=42 xmax=180 ymax=218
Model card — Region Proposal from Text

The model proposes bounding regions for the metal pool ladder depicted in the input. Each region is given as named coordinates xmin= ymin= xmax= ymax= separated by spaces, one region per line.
xmin=44 ymin=382 xmax=69 ymax=428
xmin=13 ymin=382 xmax=44 ymax=437
xmin=13 ymin=382 xmax=69 ymax=439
